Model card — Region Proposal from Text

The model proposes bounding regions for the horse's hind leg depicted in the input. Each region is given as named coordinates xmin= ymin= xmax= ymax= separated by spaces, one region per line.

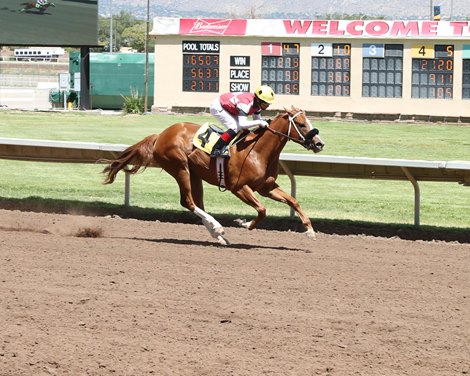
xmin=171 ymin=168 xmax=229 ymax=245
xmin=190 ymin=173 xmax=204 ymax=210
xmin=259 ymin=184 xmax=316 ymax=239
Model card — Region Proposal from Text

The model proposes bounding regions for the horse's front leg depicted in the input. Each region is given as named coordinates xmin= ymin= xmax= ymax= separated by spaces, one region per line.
xmin=232 ymin=186 xmax=266 ymax=230
xmin=258 ymin=184 xmax=316 ymax=239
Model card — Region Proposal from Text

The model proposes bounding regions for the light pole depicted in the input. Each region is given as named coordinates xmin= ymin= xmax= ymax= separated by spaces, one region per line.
xmin=430 ymin=0 xmax=433 ymax=20
xmin=108 ymin=0 xmax=114 ymax=52
xmin=144 ymin=0 xmax=150 ymax=113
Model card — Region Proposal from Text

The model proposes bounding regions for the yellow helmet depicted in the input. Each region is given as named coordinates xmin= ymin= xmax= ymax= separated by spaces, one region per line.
xmin=254 ymin=85 xmax=275 ymax=104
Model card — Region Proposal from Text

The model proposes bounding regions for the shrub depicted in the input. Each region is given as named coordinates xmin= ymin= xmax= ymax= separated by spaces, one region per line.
xmin=121 ymin=88 xmax=144 ymax=114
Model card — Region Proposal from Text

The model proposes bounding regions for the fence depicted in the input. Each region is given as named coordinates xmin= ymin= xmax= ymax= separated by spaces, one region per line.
xmin=1 ymin=137 xmax=469 ymax=226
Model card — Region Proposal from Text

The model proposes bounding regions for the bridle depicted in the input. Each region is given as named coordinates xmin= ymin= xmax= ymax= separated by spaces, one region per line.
xmin=266 ymin=110 xmax=318 ymax=148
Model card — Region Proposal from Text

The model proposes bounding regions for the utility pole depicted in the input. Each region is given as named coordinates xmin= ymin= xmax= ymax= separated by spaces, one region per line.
xmin=430 ymin=0 xmax=433 ymax=20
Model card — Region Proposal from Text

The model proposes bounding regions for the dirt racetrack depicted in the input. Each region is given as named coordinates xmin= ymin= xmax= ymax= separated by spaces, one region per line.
xmin=1 ymin=208 xmax=469 ymax=376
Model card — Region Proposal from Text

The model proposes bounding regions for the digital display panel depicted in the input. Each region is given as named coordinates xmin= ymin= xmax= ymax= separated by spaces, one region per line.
xmin=0 ymin=0 xmax=98 ymax=46
xmin=362 ymin=44 xmax=403 ymax=98
xmin=182 ymin=41 xmax=220 ymax=92
xmin=463 ymin=59 xmax=470 ymax=99
xmin=261 ymin=42 xmax=300 ymax=95
xmin=412 ymin=45 xmax=454 ymax=99
xmin=311 ymin=43 xmax=351 ymax=96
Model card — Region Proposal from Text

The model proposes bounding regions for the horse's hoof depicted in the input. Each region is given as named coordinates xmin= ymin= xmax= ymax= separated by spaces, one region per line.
xmin=217 ymin=235 xmax=230 ymax=246
xmin=305 ymin=229 xmax=317 ymax=240
xmin=234 ymin=218 xmax=250 ymax=229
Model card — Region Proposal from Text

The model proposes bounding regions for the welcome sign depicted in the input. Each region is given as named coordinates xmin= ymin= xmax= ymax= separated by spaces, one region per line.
xmin=153 ymin=17 xmax=470 ymax=40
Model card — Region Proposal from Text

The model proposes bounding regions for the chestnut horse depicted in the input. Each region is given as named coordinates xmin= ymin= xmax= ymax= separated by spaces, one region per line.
xmin=101 ymin=107 xmax=325 ymax=245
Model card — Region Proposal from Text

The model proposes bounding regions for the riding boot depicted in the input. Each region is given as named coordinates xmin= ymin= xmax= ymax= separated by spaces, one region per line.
xmin=211 ymin=129 xmax=237 ymax=157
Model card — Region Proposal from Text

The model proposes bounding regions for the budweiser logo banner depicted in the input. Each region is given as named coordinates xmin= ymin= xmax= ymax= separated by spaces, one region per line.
xmin=180 ymin=18 xmax=247 ymax=36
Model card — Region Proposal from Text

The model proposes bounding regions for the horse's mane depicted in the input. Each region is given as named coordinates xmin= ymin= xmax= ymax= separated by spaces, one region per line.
xmin=271 ymin=107 xmax=300 ymax=121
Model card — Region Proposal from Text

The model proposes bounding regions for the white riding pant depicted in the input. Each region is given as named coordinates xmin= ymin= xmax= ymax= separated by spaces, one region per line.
xmin=209 ymin=98 xmax=238 ymax=132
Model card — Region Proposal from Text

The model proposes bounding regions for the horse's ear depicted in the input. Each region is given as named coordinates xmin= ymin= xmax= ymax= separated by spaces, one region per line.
xmin=291 ymin=105 xmax=300 ymax=112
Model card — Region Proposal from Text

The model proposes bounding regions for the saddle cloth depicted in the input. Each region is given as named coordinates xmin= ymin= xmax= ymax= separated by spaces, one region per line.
xmin=193 ymin=123 xmax=236 ymax=158
xmin=193 ymin=123 xmax=231 ymax=189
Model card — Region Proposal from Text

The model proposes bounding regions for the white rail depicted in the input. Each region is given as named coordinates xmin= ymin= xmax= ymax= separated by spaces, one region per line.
xmin=1 ymin=137 xmax=469 ymax=226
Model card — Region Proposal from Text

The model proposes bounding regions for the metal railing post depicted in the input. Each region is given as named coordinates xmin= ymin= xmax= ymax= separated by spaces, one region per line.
xmin=401 ymin=167 xmax=420 ymax=226
xmin=279 ymin=160 xmax=296 ymax=219
xmin=124 ymin=172 xmax=131 ymax=207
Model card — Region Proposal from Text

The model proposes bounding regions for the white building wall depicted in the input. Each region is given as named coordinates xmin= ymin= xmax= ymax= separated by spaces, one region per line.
xmin=151 ymin=18 xmax=470 ymax=119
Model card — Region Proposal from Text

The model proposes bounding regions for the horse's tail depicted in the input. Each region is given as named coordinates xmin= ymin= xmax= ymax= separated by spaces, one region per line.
xmin=100 ymin=134 xmax=159 ymax=185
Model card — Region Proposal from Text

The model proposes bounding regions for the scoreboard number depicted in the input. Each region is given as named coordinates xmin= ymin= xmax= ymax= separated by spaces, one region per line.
xmin=363 ymin=44 xmax=385 ymax=58
xmin=261 ymin=42 xmax=282 ymax=56
xmin=311 ymin=43 xmax=332 ymax=57
xmin=412 ymin=45 xmax=434 ymax=59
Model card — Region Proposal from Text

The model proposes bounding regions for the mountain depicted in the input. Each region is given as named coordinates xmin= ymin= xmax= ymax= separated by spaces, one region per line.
xmin=99 ymin=0 xmax=469 ymax=21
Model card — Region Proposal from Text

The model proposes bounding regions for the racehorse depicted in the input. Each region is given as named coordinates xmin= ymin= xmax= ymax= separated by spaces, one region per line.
xmin=101 ymin=106 xmax=325 ymax=245
xmin=19 ymin=2 xmax=55 ymax=13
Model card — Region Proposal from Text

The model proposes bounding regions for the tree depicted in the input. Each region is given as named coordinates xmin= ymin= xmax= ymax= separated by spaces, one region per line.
xmin=121 ymin=23 xmax=147 ymax=52
xmin=96 ymin=11 xmax=141 ymax=52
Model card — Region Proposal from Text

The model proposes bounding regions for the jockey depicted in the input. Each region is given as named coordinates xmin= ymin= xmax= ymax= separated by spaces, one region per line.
xmin=36 ymin=0 xmax=48 ymax=8
xmin=209 ymin=85 xmax=275 ymax=157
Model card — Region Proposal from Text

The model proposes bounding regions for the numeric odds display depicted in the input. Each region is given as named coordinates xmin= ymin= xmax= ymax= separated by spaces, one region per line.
xmin=261 ymin=42 xmax=300 ymax=95
xmin=463 ymin=58 xmax=470 ymax=99
xmin=182 ymin=41 xmax=220 ymax=92
xmin=311 ymin=43 xmax=351 ymax=96
xmin=411 ymin=44 xmax=454 ymax=99
xmin=362 ymin=44 xmax=403 ymax=98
